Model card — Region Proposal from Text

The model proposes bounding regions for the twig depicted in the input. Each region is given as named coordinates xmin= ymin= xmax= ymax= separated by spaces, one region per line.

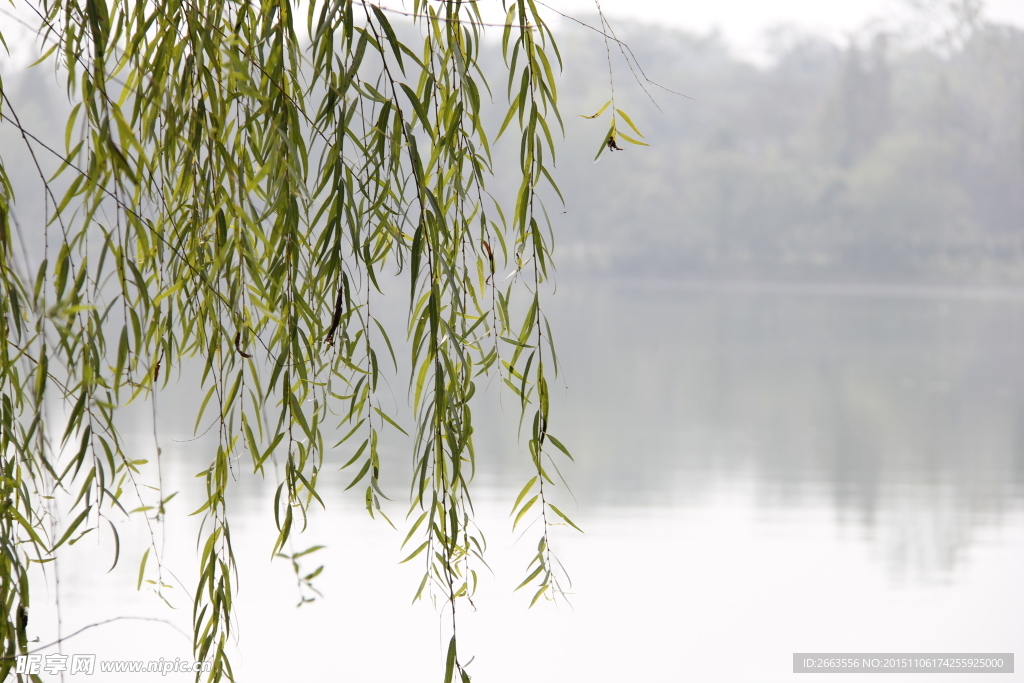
xmin=535 ymin=0 xmax=693 ymax=100
xmin=0 ymin=616 xmax=189 ymax=660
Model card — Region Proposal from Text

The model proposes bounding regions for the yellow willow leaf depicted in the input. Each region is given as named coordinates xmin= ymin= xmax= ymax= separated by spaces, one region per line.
xmin=617 ymin=131 xmax=650 ymax=147
xmin=578 ymin=100 xmax=612 ymax=119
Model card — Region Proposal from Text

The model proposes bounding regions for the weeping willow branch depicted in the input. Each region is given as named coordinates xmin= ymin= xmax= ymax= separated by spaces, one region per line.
xmin=0 ymin=0 xmax=604 ymax=680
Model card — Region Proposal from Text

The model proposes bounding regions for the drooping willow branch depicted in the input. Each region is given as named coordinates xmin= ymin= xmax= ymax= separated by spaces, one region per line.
xmin=0 ymin=0 xmax=587 ymax=681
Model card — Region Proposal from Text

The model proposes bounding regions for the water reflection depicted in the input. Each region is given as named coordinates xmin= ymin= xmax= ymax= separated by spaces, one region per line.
xmin=537 ymin=280 xmax=1024 ymax=579
xmin=131 ymin=278 xmax=1024 ymax=582
xmin=30 ymin=279 xmax=1024 ymax=681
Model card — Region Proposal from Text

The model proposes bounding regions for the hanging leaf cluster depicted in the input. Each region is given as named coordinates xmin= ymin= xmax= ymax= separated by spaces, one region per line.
xmin=0 ymin=0 xmax=587 ymax=680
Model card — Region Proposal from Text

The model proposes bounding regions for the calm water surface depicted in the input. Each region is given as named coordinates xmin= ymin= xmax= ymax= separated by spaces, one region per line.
xmin=32 ymin=280 xmax=1024 ymax=681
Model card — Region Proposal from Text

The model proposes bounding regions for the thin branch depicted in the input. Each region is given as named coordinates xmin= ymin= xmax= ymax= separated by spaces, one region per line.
xmin=535 ymin=0 xmax=693 ymax=100
xmin=0 ymin=617 xmax=189 ymax=659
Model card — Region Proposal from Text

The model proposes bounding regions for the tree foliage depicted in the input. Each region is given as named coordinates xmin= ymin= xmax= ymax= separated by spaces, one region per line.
xmin=552 ymin=16 xmax=1024 ymax=282
xmin=0 ymin=1 xmax=598 ymax=679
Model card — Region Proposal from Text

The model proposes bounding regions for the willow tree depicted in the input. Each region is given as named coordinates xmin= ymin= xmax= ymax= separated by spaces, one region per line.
xmin=0 ymin=0 xmax=645 ymax=680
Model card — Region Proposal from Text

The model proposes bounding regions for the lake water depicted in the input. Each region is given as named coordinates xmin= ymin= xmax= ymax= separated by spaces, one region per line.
xmin=28 ymin=279 xmax=1024 ymax=681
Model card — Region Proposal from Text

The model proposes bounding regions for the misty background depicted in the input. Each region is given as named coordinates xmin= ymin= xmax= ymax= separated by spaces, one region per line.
xmin=2 ymin=2 xmax=1024 ymax=681
xmin=2 ymin=0 xmax=1023 ymax=574
xmin=548 ymin=9 xmax=1024 ymax=286
xmin=3 ymin=2 xmax=1024 ymax=288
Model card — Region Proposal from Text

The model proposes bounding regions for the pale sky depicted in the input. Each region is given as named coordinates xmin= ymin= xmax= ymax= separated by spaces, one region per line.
xmin=3 ymin=0 xmax=1024 ymax=69
xmin=553 ymin=0 xmax=1024 ymax=34
xmin=549 ymin=0 xmax=1024 ymax=57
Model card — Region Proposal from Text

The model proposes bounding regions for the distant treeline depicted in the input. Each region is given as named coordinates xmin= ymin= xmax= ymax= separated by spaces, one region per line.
xmin=539 ymin=18 xmax=1024 ymax=285
xmin=3 ymin=14 xmax=1023 ymax=286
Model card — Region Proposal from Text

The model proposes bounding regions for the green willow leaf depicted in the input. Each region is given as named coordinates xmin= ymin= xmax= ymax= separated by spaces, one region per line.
xmin=617 ymin=131 xmax=650 ymax=147
xmin=579 ymin=100 xmax=612 ymax=119
xmin=615 ymin=108 xmax=645 ymax=137
xmin=137 ymin=548 xmax=150 ymax=591
xmin=548 ymin=504 xmax=584 ymax=533
xmin=511 ymin=476 xmax=538 ymax=514
xmin=51 ymin=508 xmax=90 ymax=551
xmin=512 ymin=494 xmax=538 ymax=529
xmin=444 ymin=635 xmax=457 ymax=683
xmin=0 ymin=0 xmax=662 ymax=678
